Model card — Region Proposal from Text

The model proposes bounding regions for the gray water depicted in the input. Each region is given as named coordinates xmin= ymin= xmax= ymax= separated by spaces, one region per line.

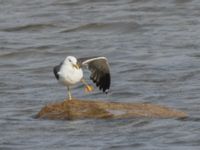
xmin=1 ymin=0 xmax=200 ymax=149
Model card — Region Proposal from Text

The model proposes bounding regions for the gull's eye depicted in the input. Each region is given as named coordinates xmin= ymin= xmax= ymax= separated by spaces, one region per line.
xmin=68 ymin=59 xmax=72 ymax=62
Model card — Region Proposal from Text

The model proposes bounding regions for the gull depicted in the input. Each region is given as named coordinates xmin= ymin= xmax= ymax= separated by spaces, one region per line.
xmin=53 ymin=56 xmax=111 ymax=100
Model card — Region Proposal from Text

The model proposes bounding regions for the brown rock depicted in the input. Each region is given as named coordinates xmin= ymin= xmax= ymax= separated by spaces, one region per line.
xmin=36 ymin=99 xmax=187 ymax=120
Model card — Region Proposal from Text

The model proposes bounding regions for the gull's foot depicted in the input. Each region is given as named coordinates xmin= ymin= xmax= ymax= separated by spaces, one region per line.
xmin=84 ymin=85 xmax=94 ymax=93
xmin=64 ymin=97 xmax=76 ymax=101
xmin=64 ymin=98 xmax=71 ymax=102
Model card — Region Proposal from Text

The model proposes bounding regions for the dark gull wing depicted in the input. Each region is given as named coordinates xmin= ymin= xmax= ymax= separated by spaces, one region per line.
xmin=78 ymin=57 xmax=111 ymax=93
xmin=53 ymin=62 xmax=62 ymax=80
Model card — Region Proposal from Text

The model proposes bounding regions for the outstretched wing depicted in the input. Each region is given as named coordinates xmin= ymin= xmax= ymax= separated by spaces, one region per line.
xmin=78 ymin=57 xmax=111 ymax=93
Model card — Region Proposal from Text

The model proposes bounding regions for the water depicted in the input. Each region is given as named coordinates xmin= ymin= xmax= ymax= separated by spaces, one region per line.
xmin=1 ymin=0 xmax=200 ymax=149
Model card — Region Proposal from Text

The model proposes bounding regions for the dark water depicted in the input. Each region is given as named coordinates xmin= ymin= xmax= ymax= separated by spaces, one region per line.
xmin=1 ymin=0 xmax=200 ymax=149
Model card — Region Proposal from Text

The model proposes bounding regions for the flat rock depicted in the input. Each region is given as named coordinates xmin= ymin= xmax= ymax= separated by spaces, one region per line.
xmin=36 ymin=99 xmax=187 ymax=120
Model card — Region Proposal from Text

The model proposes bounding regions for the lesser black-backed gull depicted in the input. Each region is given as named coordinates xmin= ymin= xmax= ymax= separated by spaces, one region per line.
xmin=53 ymin=56 xmax=111 ymax=100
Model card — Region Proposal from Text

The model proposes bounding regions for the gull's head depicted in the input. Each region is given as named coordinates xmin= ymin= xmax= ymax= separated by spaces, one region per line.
xmin=64 ymin=56 xmax=79 ymax=69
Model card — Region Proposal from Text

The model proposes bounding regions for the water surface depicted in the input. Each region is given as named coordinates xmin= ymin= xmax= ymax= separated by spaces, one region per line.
xmin=1 ymin=0 xmax=200 ymax=149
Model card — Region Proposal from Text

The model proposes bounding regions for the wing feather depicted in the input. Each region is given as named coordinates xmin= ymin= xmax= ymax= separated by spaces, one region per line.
xmin=53 ymin=62 xmax=62 ymax=80
xmin=78 ymin=56 xmax=111 ymax=93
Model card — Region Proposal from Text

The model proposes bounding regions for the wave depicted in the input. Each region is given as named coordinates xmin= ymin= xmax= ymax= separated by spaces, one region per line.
xmin=61 ymin=21 xmax=140 ymax=33
xmin=2 ymin=23 xmax=56 ymax=32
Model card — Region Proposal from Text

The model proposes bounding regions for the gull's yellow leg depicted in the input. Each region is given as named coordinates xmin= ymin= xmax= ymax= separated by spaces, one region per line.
xmin=81 ymin=79 xmax=94 ymax=93
xmin=67 ymin=86 xmax=72 ymax=100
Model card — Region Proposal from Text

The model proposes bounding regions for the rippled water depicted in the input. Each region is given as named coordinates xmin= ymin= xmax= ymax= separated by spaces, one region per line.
xmin=1 ymin=0 xmax=200 ymax=149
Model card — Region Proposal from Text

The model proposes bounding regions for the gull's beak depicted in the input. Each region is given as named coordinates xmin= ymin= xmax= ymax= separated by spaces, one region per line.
xmin=73 ymin=64 xmax=80 ymax=69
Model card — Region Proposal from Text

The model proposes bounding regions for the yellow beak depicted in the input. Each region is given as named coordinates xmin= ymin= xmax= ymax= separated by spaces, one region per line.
xmin=73 ymin=64 xmax=80 ymax=69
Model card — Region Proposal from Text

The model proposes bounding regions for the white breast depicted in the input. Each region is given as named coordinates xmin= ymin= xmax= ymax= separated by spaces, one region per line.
xmin=58 ymin=64 xmax=83 ymax=86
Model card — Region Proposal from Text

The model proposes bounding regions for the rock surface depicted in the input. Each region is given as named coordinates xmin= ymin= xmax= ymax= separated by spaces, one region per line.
xmin=36 ymin=99 xmax=187 ymax=120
